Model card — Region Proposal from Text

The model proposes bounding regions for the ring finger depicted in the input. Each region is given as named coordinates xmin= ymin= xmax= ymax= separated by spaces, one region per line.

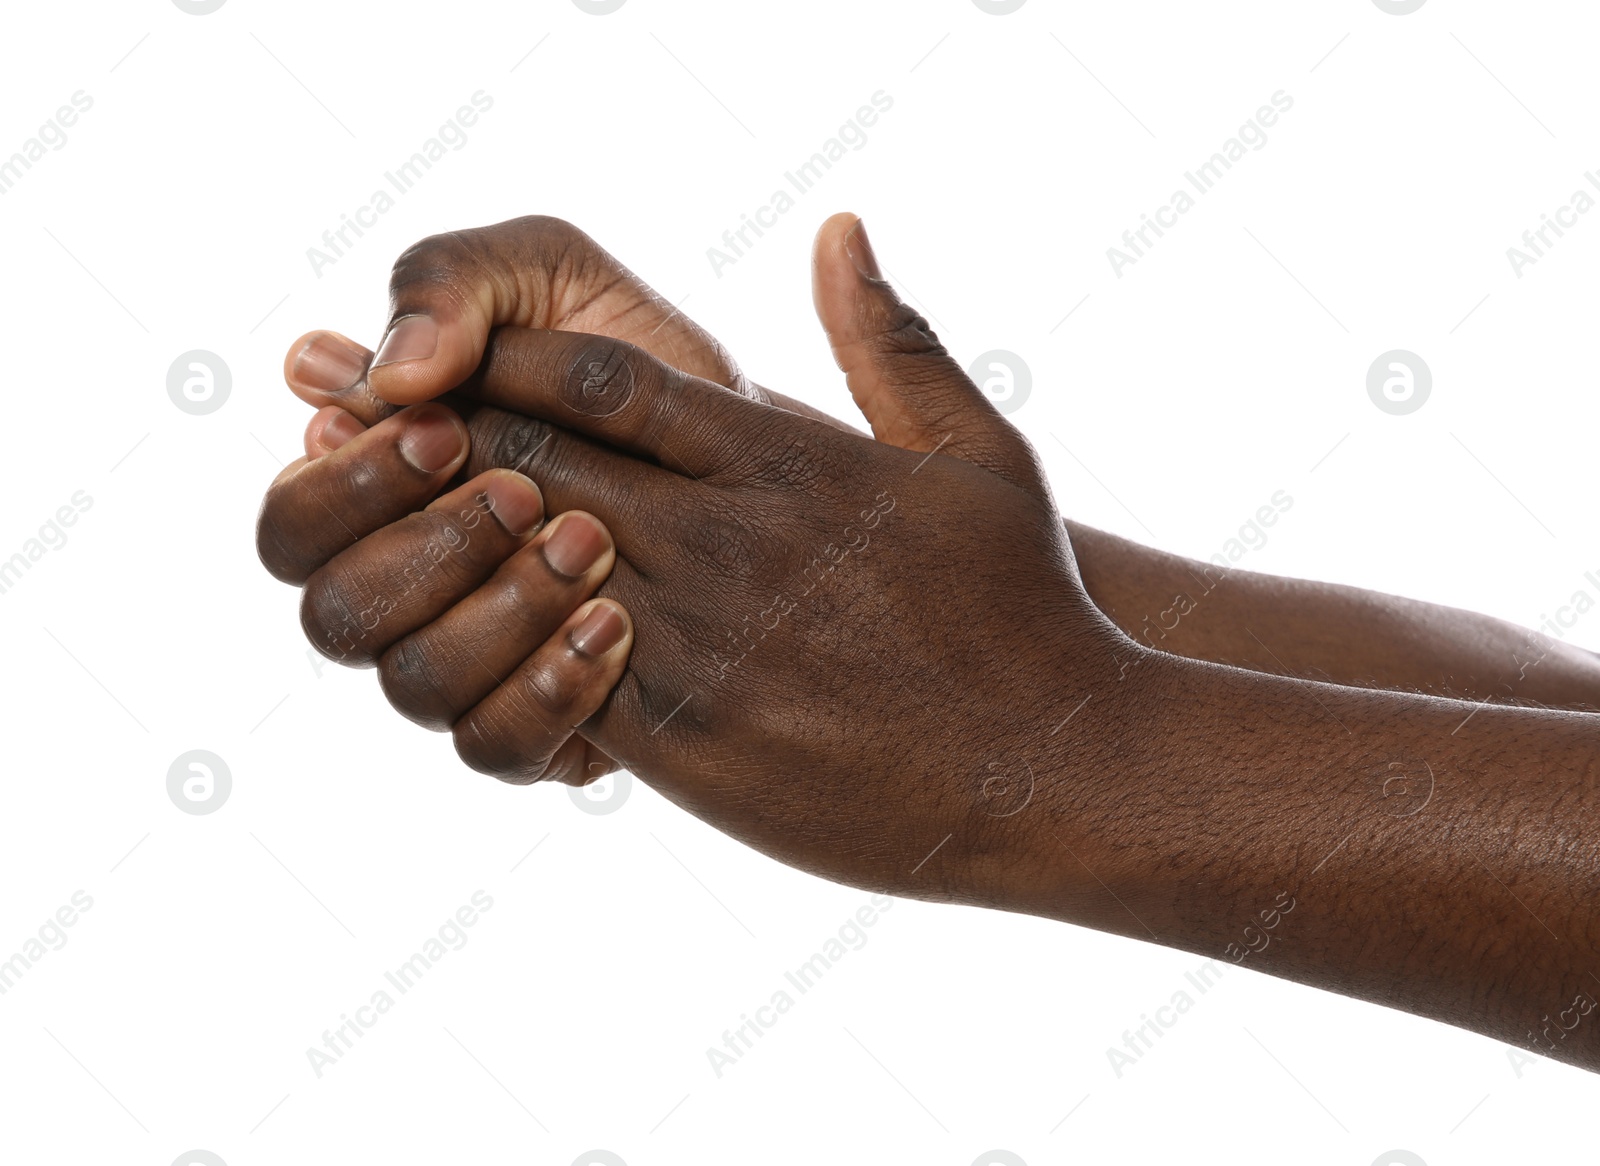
xmin=377 ymin=510 xmax=617 ymax=730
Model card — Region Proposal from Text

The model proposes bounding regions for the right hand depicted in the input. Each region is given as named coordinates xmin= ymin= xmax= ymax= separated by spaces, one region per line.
xmin=268 ymin=214 xmax=1164 ymax=911
xmin=280 ymin=212 xmax=891 ymax=781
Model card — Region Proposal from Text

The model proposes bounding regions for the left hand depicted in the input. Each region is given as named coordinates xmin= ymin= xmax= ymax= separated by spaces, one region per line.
xmin=280 ymin=213 xmax=850 ymax=442
xmin=256 ymin=400 xmax=634 ymax=787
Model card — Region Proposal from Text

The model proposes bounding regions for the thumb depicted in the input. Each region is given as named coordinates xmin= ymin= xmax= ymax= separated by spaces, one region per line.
xmin=811 ymin=213 xmax=1039 ymax=488
xmin=365 ymin=216 xmax=745 ymax=407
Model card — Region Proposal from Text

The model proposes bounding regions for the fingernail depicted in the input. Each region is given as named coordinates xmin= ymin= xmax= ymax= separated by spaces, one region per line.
xmin=483 ymin=472 xmax=544 ymax=537
xmin=373 ymin=315 xmax=439 ymax=369
xmin=570 ymin=603 xmax=627 ymax=657
xmin=844 ymin=216 xmax=882 ymax=281
xmin=320 ymin=409 xmax=365 ymax=451
xmin=398 ymin=409 xmax=464 ymax=473
xmin=542 ymin=514 xmax=608 ymax=578
xmin=293 ymin=333 xmax=369 ymax=393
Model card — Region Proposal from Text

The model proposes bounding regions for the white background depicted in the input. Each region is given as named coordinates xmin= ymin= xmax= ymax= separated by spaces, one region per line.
xmin=1 ymin=1 xmax=1596 ymax=1163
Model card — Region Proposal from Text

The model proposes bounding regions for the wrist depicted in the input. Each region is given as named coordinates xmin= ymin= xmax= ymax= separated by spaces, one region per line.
xmin=973 ymin=625 xmax=1196 ymax=929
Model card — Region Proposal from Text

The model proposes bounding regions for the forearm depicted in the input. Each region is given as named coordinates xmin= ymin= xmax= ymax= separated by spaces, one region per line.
xmin=1067 ymin=519 xmax=1600 ymax=712
xmin=1026 ymin=648 xmax=1600 ymax=1068
xmin=743 ymin=404 xmax=1600 ymax=709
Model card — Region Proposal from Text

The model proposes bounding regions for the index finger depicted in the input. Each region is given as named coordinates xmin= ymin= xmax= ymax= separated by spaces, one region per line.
xmin=462 ymin=328 xmax=791 ymax=480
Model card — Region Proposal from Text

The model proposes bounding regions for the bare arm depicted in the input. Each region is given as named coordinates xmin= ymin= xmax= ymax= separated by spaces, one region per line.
xmin=281 ymin=214 xmax=1600 ymax=717
xmin=1023 ymin=647 xmax=1600 ymax=1070
xmin=1067 ymin=519 xmax=1600 ymax=713
xmin=269 ymin=249 xmax=1600 ymax=1069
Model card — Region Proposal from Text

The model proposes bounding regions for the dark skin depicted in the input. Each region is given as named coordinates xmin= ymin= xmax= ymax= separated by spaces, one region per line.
xmin=257 ymin=403 xmax=634 ymax=787
xmin=258 ymin=216 xmax=1600 ymax=1071
xmin=283 ymin=214 xmax=1600 ymax=718
xmin=1074 ymin=530 xmax=1600 ymax=712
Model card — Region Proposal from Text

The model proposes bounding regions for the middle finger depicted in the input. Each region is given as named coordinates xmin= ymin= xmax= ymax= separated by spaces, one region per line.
xmin=300 ymin=469 xmax=545 ymax=667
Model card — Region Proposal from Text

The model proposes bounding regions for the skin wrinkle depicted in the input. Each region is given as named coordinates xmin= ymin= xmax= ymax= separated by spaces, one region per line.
xmin=442 ymin=228 xmax=514 ymax=317
xmin=378 ymin=536 xmax=591 ymax=731
xmin=379 ymin=634 xmax=458 ymax=726
xmin=261 ymin=213 xmax=1600 ymax=1070
xmin=558 ymin=270 xmax=632 ymax=333
xmin=389 ymin=234 xmax=493 ymax=323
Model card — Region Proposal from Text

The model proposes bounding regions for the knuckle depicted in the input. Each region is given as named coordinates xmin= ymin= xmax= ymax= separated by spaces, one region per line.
xmin=515 ymin=655 xmax=578 ymax=722
xmin=388 ymin=229 xmax=497 ymax=310
xmin=466 ymin=408 xmax=637 ymax=527
xmin=340 ymin=454 xmax=387 ymax=497
xmin=677 ymin=504 xmax=776 ymax=585
xmin=539 ymin=738 xmax=587 ymax=786
xmin=492 ymin=565 xmax=567 ymax=641
xmin=452 ymin=717 xmax=545 ymax=785
xmin=1003 ymin=430 xmax=1049 ymax=489
xmin=561 ymin=338 xmax=642 ymax=419
xmin=510 ymin=215 xmax=600 ymax=285
xmin=255 ymin=490 xmax=312 ymax=584
xmin=390 ymin=230 xmax=472 ymax=286
xmin=299 ymin=569 xmax=382 ymax=668
xmin=404 ymin=510 xmax=487 ymax=596
xmin=451 ymin=718 xmax=510 ymax=780
xmin=506 ymin=213 xmax=582 ymax=246
xmin=464 ymin=407 xmax=558 ymax=479
xmin=873 ymin=301 xmax=950 ymax=361
xmin=746 ymin=432 xmax=841 ymax=494
xmin=378 ymin=638 xmax=456 ymax=731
